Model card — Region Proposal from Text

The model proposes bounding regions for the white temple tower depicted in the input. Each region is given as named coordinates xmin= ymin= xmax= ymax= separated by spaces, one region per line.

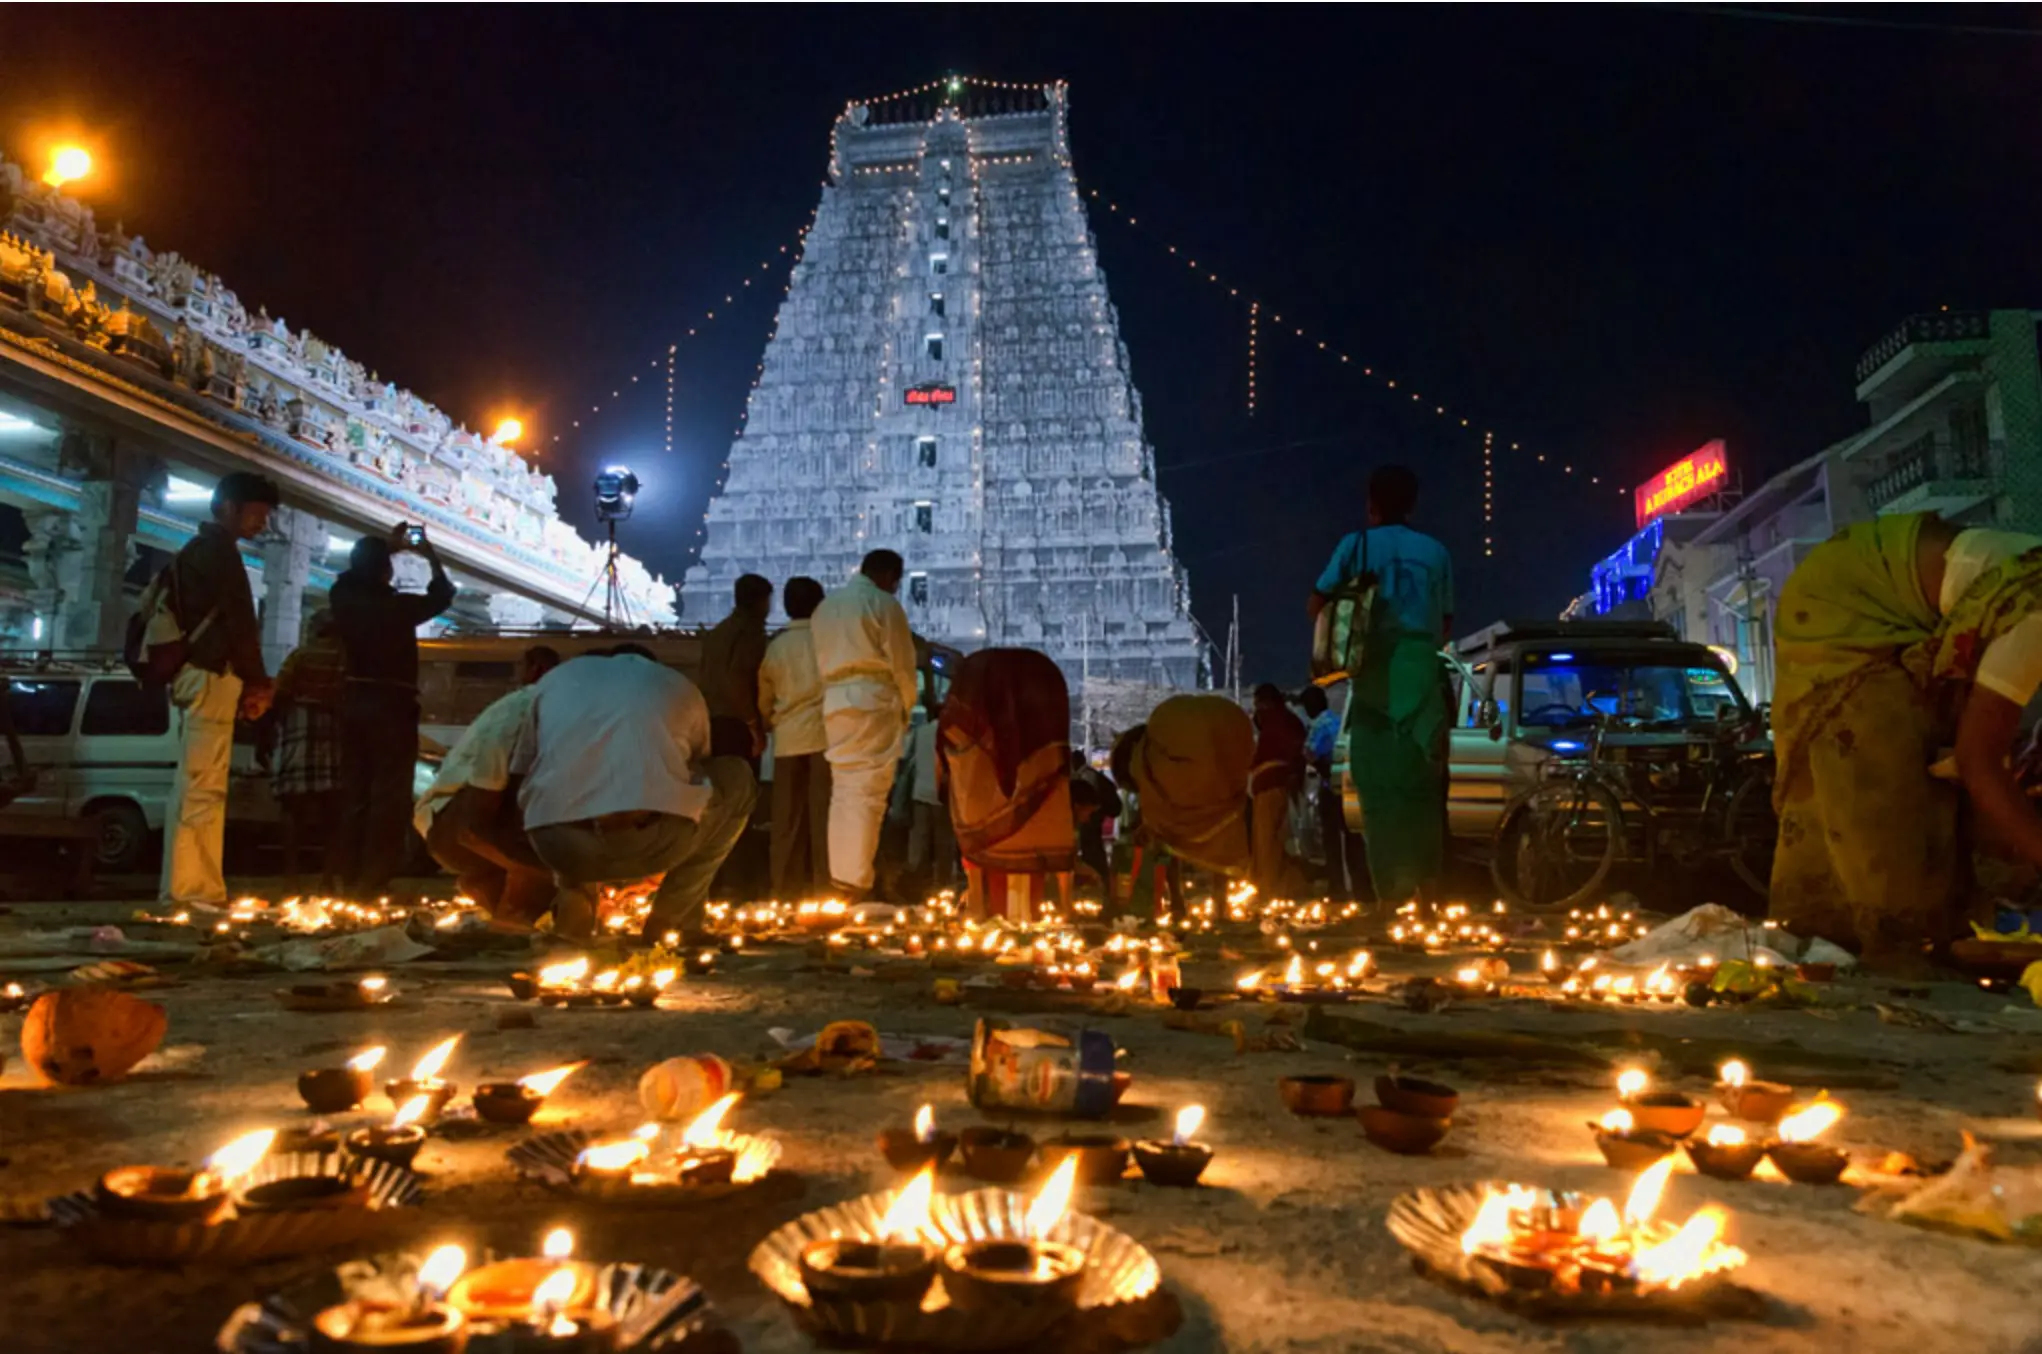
xmin=679 ymin=80 xmax=1206 ymax=687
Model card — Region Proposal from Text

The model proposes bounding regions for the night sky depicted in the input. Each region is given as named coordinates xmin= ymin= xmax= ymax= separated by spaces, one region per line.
xmin=4 ymin=6 xmax=2038 ymax=681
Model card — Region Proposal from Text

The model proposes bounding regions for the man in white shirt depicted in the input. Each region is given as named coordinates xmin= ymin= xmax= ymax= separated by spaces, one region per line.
xmin=416 ymin=646 xmax=559 ymax=923
xmin=759 ymin=576 xmax=830 ymax=897
xmin=811 ymin=549 xmax=918 ymax=898
xmin=510 ymin=645 xmax=757 ymax=938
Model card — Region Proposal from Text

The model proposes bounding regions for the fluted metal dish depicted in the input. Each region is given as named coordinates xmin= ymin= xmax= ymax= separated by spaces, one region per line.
xmin=215 ymin=1248 xmax=719 ymax=1353
xmin=750 ymin=1183 xmax=1161 ymax=1350
xmin=508 ymin=1128 xmax=781 ymax=1204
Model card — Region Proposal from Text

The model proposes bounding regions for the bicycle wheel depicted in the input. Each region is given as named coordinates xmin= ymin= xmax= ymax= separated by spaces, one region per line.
xmin=1723 ymin=766 xmax=1777 ymax=899
xmin=1491 ymin=778 xmax=1624 ymax=910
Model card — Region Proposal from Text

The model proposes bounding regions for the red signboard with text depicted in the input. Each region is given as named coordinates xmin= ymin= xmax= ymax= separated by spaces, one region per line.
xmin=904 ymin=384 xmax=957 ymax=407
xmin=1634 ymin=440 xmax=1728 ymax=528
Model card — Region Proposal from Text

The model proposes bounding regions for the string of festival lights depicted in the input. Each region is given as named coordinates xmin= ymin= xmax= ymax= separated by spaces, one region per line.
xmin=1079 ymin=187 xmax=1631 ymax=503
xmin=1247 ymin=300 xmax=1259 ymax=417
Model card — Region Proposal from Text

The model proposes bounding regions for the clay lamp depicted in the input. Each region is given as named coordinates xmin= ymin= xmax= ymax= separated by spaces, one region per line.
xmin=1685 ymin=1124 xmax=1767 ymax=1181
xmin=96 ymin=1127 xmax=276 ymax=1225
xmin=310 ymin=1243 xmax=469 ymax=1353
xmin=0 ymin=980 xmax=28 ymax=1013
xmin=1617 ymin=1068 xmax=1705 ymax=1139
xmin=474 ymin=1062 xmax=585 ymax=1126
xmin=275 ymin=1123 xmax=344 ymax=1156
xmin=588 ymin=969 xmax=626 ymax=1006
xmin=1165 ymin=984 xmax=1204 ymax=1011
xmin=385 ymin=1036 xmax=461 ymax=1122
xmin=959 ymin=1125 xmax=1036 ymax=1184
xmin=879 ymin=1103 xmax=959 ymax=1174
xmin=941 ymin=1155 xmax=1088 ymax=1319
xmin=799 ymin=1164 xmax=941 ymax=1308
xmin=1358 ymin=1103 xmax=1452 ymax=1155
xmin=1591 ymin=1108 xmax=1678 ymax=1171
xmin=349 ymin=1095 xmax=431 ymax=1171
xmin=625 ymin=968 xmax=677 ymax=1009
xmin=1375 ymin=1074 xmax=1460 ymax=1119
xmin=1715 ymin=1059 xmax=1794 ymax=1125
xmin=301 ymin=1046 xmax=387 ymax=1114
xmin=1279 ymin=1073 xmax=1356 ymax=1117
xmin=449 ymin=1227 xmax=601 ymax=1326
xmin=1767 ymin=1100 xmax=1849 ymax=1185
xmin=1039 ymin=1131 xmax=1132 ymax=1186
xmin=674 ymin=1093 xmax=743 ymax=1187
xmin=506 ymin=972 xmax=541 ymax=1002
xmin=522 ymin=1263 xmax=620 ymax=1353
xmin=1134 ymin=1104 xmax=1213 ymax=1186
xmin=239 ymin=1165 xmax=371 ymax=1216
xmin=685 ymin=948 xmax=719 ymax=977
xmin=571 ymin=1124 xmax=662 ymax=1196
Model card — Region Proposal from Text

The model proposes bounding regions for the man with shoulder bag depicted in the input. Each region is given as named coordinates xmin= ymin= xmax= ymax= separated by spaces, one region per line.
xmin=155 ymin=472 xmax=280 ymax=905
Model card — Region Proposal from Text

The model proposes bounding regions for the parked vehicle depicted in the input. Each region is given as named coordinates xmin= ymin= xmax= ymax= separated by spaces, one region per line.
xmin=1332 ymin=620 xmax=1774 ymax=902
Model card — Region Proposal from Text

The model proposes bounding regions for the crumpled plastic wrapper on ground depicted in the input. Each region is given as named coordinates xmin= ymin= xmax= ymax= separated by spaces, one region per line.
xmin=1857 ymin=1136 xmax=2042 ymax=1244
xmin=766 ymin=1023 xmax=971 ymax=1067
xmin=250 ymin=924 xmax=436 ymax=973
xmin=1607 ymin=903 xmax=1855 ymax=971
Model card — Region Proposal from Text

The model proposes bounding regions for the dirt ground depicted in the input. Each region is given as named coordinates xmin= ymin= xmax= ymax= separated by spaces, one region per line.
xmin=4 ymin=891 xmax=2042 ymax=1354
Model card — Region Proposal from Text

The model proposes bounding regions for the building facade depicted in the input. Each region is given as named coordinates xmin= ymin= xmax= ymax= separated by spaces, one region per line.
xmin=679 ymin=82 xmax=1205 ymax=687
xmin=0 ymin=157 xmax=673 ymax=666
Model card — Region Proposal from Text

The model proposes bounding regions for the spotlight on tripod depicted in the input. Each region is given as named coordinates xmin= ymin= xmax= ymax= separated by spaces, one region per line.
xmin=583 ymin=465 xmax=643 ymax=629
xmin=593 ymin=466 xmax=640 ymax=522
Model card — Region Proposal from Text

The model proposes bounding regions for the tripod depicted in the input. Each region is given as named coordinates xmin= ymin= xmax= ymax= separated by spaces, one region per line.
xmin=576 ymin=517 xmax=636 ymax=629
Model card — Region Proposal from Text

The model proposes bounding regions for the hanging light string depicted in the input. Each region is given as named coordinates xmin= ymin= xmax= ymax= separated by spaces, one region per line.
xmin=1080 ymin=186 xmax=1630 ymax=501
xmin=1247 ymin=300 xmax=1259 ymax=417
xmin=549 ymin=216 xmax=817 ymax=457
xmin=1482 ymin=429 xmax=1495 ymax=558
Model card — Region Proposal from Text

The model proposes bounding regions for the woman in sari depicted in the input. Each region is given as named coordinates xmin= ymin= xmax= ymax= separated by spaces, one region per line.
xmin=1309 ymin=466 xmax=1454 ymax=905
xmin=1772 ymin=512 xmax=2042 ymax=968
xmin=937 ymin=648 xmax=1075 ymax=917
xmin=1111 ymin=694 xmax=1255 ymax=900
xmin=268 ymin=609 xmax=346 ymax=892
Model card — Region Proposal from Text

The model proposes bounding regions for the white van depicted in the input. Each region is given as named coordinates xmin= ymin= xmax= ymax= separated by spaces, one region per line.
xmin=1 ymin=660 xmax=281 ymax=871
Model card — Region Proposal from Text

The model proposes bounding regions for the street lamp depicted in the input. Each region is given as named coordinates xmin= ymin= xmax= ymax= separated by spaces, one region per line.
xmin=42 ymin=145 xmax=91 ymax=190
xmin=491 ymin=416 xmax=524 ymax=446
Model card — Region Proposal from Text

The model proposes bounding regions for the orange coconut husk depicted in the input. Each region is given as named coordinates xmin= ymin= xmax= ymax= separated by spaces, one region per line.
xmin=21 ymin=989 xmax=167 ymax=1086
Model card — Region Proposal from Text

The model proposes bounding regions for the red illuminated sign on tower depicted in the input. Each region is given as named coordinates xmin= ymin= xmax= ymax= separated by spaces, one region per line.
xmin=1634 ymin=440 xmax=1729 ymax=528
xmin=904 ymin=383 xmax=957 ymax=407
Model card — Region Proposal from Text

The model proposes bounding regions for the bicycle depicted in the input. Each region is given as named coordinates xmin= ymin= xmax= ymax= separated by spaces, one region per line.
xmin=1489 ymin=699 xmax=1775 ymax=910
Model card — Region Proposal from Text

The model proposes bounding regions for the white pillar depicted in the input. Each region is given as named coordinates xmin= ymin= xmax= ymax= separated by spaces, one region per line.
xmin=258 ymin=504 xmax=324 ymax=672
xmin=29 ymin=430 xmax=157 ymax=653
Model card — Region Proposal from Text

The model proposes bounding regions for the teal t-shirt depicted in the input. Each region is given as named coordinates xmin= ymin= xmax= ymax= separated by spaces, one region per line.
xmin=1316 ymin=524 xmax=1454 ymax=639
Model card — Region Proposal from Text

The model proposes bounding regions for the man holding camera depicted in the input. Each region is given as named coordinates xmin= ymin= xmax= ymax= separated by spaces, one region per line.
xmin=329 ymin=523 xmax=456 ymax=898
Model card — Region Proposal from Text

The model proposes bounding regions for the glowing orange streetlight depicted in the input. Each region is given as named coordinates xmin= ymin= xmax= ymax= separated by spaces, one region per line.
xmin=491 ymin=417 xmax=524 ymax=446
xmin=43 ymin=145 xmax=92 ymax=190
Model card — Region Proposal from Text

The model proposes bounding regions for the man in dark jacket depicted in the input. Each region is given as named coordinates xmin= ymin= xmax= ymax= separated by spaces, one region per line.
xmin=328 ymin=524 xmax=456 ymax=897
xmin=161 ymin=471 xmax=279 ymax=905
xmin=700 ymin=573 xmax=772 ymax=760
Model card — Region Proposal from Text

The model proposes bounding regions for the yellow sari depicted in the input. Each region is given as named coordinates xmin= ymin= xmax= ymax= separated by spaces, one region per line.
xmin=1124 ymin=695 xmax=1254 ymax=877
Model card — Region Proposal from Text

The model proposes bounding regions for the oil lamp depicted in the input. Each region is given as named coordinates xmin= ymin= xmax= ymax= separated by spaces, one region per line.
xmin=798 ymin=1164 xmax=940 ymax=1306
xmin=301 ymin=1046 xmax=387 ymax=1113
xmin=675 ymin=1093 xmax=741 ymax=1186
xmin=0 ymin=980 xmax=28 ymax=1013
xmin=475 ymin=1061 xmax=585 ymax=1126
xmin=1615 ymin=1067 xmax=1704 ymax=1138
xmin=1685 ymin=1123 xmax=1766 ymax=1181
xmin=571 ymin=1125 xmax=660 ymax=1195
xmin=310 ymin=1243 xmax=468 ymax=1352
xmin=386 ymin=1036 xmax=461 ymax=1121
xmin=97 ymin=1127 xmax=276 ymax=1224
xmin=941 ymin=1155 xmax=1088 ymax=1317
xmin=958 ymin=1125 xmax=1036 ymax=1184
xmin=1134 ymin=1104 xmax=1212 ymax=1186
xmin=349 ymin=1096 xmax=431 ymax=1171
xmin=449 ymin=1228 xmax=611 ymax=1349
xmin=1767 ymin=1100 xmax=1848 ymax=1184
xmin=879 ymin=1102 xmax=958 ymax=1174
xmin=1715 ymin=1059 xmax=1794 ymax=1124
xmin=1591 ymin=1108 xmax=1678 ymax=1171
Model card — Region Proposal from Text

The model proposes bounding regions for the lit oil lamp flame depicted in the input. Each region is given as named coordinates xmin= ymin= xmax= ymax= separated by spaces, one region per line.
xmin=1599 ymin=1108 xmax=1635 ymax=1135
xmin=1718 ymin=1059 xmax=1749 ymax=1088
xmin=1347 ymin=950 xmax=1372 ymax=977
xmin=359 ymin=975 xmax=388 ymax=995
xmin=532 ymin=1265 xmax=577 ymax=1320
xmin=543 ymin=1227 xmax=575 ymax=1260
xmin=1706 ymin=1124 xmax=1747 ymax=1148
xmin=1115 ymin=969 xmax=1141 ymax=991
xmin=1458 ymin=1185 xmax=1535 ymax=1254
xmin=1577 ymin=1197 xmax=1621 ymax=1243
xmin=592 ymin=969 xmax=620 ymax=992
xmin=652 ymin=968 xmax=677 ymax=990
xmin=346 ymin=1046 xmax=387 ymax=1073
xmin=391 ymin=1095 xmax=433 ymax=1130
xmin=1027 ymin=1153 xmax=1080 ymax=1238
xmin=1541 ymin=949 xmax=1558 ymax=972
xmin=1282 ymin=953 xmax=1303 ymax=987
xmin=682 ymin=1092 xmax=741 ymax=1149
xmin=410 ymin=1035 xmax=460 ymax=1083
xmin=1236 ymin=970 xmax=1262 ymax=992
xmin=1631 ymin=1206 xmax=1741 ymax=1289
xmin=1776 ymin=1100 xmax=1843 ymax=1144
xmin=576 ymin=1137 xmax=650 ymax=1171
xmin=538 ymin=957 xmax=590 ymax=988
xmin=1623 ymin=1155 xmax=1674 ymax=1226
xmin=913 ymin=1104 xmax=935 ymax=1144
xmin=878 ymin=1164 xmax=936 ymax=1242
xmin=1455 ymin=965 xmax=1480 ymax=985
xmin=417 ymin=1243 xmax=468 ymax=1300
xmin=1616 ymin=1068 xmax=1649 ymax=1100
xmin=518 ymin=1062 xmax=585 ymax=1097
xmin=205 ymin=1128 xmax=277 ymax=1184
xmin=1172 ymin=1104 xmax=1206 ymax=1146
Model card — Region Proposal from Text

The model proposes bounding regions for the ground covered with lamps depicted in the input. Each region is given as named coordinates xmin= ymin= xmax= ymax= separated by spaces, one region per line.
xmin=3 ymin=896 xmax=2042 ymax=1353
